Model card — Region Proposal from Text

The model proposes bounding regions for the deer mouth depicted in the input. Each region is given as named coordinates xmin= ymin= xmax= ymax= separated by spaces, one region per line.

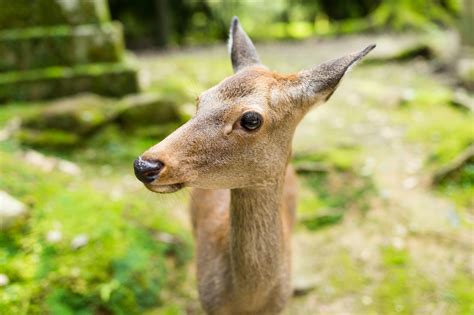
xmin=145 ymin=182 xmax=184 ymax=194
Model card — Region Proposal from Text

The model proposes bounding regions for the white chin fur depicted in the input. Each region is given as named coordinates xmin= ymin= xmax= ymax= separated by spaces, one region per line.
xmin=146 ymin=183 xmax=183 ymax=194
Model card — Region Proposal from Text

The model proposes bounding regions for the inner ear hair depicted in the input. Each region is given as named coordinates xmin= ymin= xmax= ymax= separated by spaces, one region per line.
xmin=228 ymin=16 xmax=261 ymax=73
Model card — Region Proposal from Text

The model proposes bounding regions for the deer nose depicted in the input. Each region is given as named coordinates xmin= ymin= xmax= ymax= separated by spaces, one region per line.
xmin=134 ymin=157 xmax=163 ymax=183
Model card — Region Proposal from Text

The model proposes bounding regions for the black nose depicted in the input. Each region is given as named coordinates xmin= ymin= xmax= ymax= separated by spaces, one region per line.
xmin=134 ymin=157 xmax=163 ymax=183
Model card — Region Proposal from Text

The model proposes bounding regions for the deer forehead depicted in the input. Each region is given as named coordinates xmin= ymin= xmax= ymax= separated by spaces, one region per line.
xmin=197 ymin=67 xmax=279 ymax=114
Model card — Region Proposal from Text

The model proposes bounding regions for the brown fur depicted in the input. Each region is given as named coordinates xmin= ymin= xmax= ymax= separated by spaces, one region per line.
xmin=136 ymin=17 xmax=374 ymax=314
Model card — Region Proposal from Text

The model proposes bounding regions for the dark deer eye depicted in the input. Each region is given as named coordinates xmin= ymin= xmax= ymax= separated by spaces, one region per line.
xmin=240 ymin=111 xmax=262 ymax=131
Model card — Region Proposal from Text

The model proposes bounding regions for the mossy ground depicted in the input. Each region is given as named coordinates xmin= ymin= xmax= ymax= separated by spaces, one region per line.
xmin=1 ymin=31 xmax=473 ymax=314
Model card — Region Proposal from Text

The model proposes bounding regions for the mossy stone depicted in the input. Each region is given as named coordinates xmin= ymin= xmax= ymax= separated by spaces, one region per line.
xmin=21 ymin=93 xmax=121 ymax=135
xmin=0 ymin=62 xmax=139 ymax=102
xmin=16 ymin=128 xmax=80 ymax=147
xmin=0 ymin=0 xmax=110 ymax=29
xmin=0 ymin=23 xmax=124 ymax=72
xmin=116 ymin=93 xmax=182 ymax=128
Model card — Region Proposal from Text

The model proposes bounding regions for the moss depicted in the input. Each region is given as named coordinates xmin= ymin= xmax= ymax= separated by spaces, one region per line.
xmin=327 ymin=250 xmax=367 ymax=295
xmin=14 ymin=93 xmax=182 ymax=149
xmin=396 ymin=90 xmax=473 ymax=166
xmin=298 ymin=167 xmax=376 ymax=230
xmin=117 ymin=94 xmax=183 ymax=128
xmin=293 ymin=146 xmax=362 ymax=172
xmin=445 ymin=272 xmax=474 ymax=314
xmin=0 ymin=148 xmax=192 ymax=314
xmin=457 ymin=58 xmax=474 ymax=91
xmin=0 ymin=22 xmax=124 ymax=72
xmin=21 ymin=94 xmax=120 ymax=134
xmin=0 ymin=62 xmax=139 ymax=101
xmin=0 ymin=0 xmax=110 ymax=29
xmin=15 ymin=129 xmax=80 ymax=148
xmin=436 ymin=161 xmax=474 ymax=215
xmin=372 ymin=247 xmax=436 ymax=315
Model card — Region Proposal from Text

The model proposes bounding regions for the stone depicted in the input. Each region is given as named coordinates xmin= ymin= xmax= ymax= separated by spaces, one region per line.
xmin=0 ymin=22 xmax=124 ymax=72
xmin=0 ymin=191 xmax=28 ymax=229
xmin=0 ymin=274 xmax=9 ymax=287
xmin=0 ymin=0 xmax=139 ymax=101
xmin=0 ymin=0 xmax=110 ymax=29
xmin=71 ymin=234 xmax=89 ymax=249
xmin=116 ymin=93 xmax=183 ymax=128
xmin=457 ymin=56 xmax=474 ymax=91
xmin=0 ymin=62 xmax=139 ymax=102
xmin=21 ymin=150 xmax=81 ymax=175
xmin=17 ymin=93 xmax=183 ymax=147
xmin=22 ymin=93 xmax=120 ymax=134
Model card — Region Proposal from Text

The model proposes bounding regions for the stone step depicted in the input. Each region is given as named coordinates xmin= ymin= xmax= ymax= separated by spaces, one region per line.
xmin=0 ymin=62 xmax=139 ymax=102
xmin=0 ymin=0 xmax=109 ymax=29
xmin=0 ymin=22 xmax=124 ymax=72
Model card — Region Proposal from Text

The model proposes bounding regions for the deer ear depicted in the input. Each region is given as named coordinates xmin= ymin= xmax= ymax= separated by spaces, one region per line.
xmin=228 ymin=16 xmax=261 ymax=73
xmin=289 ymin=44 xmax=376 ymax=109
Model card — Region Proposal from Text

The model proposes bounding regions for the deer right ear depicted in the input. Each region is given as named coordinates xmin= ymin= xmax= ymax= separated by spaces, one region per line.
xmin=228 ymin=17 xmax=261 ymax=73
xmin=286 ymin=44 xmax=376 ymax=110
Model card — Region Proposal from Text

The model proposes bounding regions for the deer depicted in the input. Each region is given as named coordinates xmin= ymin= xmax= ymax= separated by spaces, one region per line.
xmin=133 ymin=17 xmax=375 ymax=315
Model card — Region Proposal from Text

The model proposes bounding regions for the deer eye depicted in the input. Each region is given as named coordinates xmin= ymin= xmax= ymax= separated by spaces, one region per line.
xmin=240 ymin=111 xmax=262 ymax=131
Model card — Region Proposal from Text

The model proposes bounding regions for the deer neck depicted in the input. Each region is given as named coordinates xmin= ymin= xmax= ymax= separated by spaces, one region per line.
xmin=229 ymin=177 xmax=286 ymax=299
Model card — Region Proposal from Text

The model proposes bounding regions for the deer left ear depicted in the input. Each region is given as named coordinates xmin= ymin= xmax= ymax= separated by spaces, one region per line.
xmin=228 ymin=17 xmax=261 ymax=73
xmin=288 ymin=44 xmax=376 ymax=109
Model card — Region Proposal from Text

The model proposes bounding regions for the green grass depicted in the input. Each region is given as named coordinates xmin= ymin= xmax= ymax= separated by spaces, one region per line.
xmin=0 ymin=144 xmax=192 ymax=315
xmin=396 ymin=88 xmax=473 ymax=166
xmin=394 ymin=79 xmax=474 ymax=215
xmin=294 ymin=145 xmax=376 ymax=229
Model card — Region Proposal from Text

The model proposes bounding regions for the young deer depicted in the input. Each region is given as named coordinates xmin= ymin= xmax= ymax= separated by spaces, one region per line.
xmin=134 ymin=17 xmax=374 ymax=315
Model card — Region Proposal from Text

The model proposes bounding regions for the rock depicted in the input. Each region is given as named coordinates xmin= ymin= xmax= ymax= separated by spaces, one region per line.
xmin=402 ymin=176 xmax=418 ymax=190
xmin=0 ymin=0 xmax=139 ymax=102
xmin=0 ymin=0 xmax=109 ymax=29
xmin=22 ymin=149 xmax=81 ymax=175
xmin=0 ymin=59 xmax=139 ymax=102
xmin=46 ymin=230 xmax=63 ymax=244
xmin=16 ymin=128 xmax=80 ymax=147
xmin=115 ymin=93 xmax=183 ymax=128
xmin=18 ymin=92 xmax=184 ymax=147
xmin=0 ymin=191 xmax=28 ymax=229
xmin=457 ymin=56 xmax=474 ymax=91
xmin=0 ymin=117 xmax=20 ymax=141
xmin=0 ymin=274 xmax=9 ymax=287
xmin=0 ymin=22 xmax=124 ymax=72
xmin=71 ymin=234 xmax=89 ymax=250
xmin=21 ymin=93 xmax=120 ymax=135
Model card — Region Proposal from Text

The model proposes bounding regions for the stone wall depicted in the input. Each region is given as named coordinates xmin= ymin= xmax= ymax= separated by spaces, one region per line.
xmin=0 ymin=0 xmax=139 ymax=102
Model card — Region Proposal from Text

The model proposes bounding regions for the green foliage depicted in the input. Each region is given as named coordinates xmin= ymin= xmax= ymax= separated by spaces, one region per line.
xmin=370 ymin=0 xmax=460 ymax=31
xmin=294 ymin=146 xmax=362 ymax=171
xmin=109 ymin=0 xmax=460 ymax=47
xmin=397 ymin=88 xmax=473 ymax=166
xmin=445 ymin=273 xmax=474 ymax=314
xmin=436 ymin=162 xmax=474 ymax=212
xmin=0 ymin=148 xmax=192 ymax=315
xmin=327 ymin=250 xmax=367 ymax=295
xmin=395 ymin=82 xmax=474 ymax=213
xmin=373 ymin=247 xmax=434 ymax=314
xmin=296 ymin=147 xmax=377 ymax=230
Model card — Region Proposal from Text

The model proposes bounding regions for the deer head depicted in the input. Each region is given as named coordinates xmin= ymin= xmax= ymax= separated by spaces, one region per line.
xmin=134 ymin=17 xmax=374 ymax=193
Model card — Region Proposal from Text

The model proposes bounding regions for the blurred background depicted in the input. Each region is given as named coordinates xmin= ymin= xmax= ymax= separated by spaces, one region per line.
xmin=0 ymin=0 xmax=472 ymax=314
